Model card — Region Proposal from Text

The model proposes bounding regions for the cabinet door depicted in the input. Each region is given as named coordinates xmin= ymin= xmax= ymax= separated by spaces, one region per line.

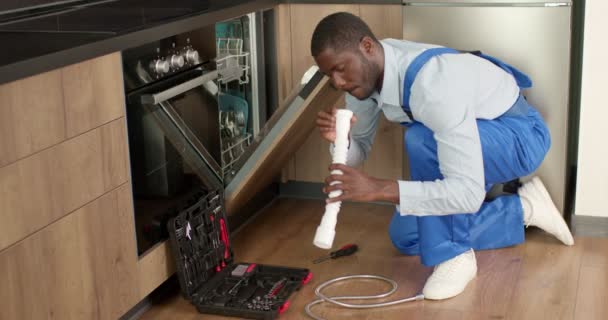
xmin=283 ymin=4 xmax=404 ymax=182
xmin=286 ymin=4 xmax=359 ymax=182
xmin=0 ymin=184 xmax=139 ymax=320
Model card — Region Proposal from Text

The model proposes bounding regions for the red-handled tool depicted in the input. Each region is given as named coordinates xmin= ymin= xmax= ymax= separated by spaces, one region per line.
xmin=312 ymin=244 xmax=358 ymax=264
xmin=219 ymin=218 xmax=230 ymax=259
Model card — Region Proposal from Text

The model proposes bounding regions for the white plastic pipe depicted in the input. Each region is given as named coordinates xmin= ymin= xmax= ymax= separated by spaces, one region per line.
xmin=313 ymin=109 xmax=353 ymax=249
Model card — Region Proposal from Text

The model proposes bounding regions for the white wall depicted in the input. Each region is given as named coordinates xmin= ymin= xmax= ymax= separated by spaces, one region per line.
xmin=575 ymin=0 xmax=608 ymax=217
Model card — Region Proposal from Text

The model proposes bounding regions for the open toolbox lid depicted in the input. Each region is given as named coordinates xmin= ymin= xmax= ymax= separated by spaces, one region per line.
xmin=224 ymin=70 xmax=342 ymax=214
xmin=167 ymin=189 xmax=235 ymax=299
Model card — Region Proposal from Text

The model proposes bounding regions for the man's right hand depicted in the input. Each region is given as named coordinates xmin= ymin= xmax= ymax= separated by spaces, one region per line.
xmin=316 ymin=107 xmax=357 ymax=143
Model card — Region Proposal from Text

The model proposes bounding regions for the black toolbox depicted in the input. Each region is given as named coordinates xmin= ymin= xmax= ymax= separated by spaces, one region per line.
xmin=167 ymin=189 xmax=312 ymax=319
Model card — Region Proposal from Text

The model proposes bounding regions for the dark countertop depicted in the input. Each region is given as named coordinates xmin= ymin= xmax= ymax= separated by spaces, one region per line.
xmin=0 ymin=0 xmax=279 ymax=85
xmin=288 ymin=0 xmax=400 ymax=3
xmin=0 ymin=0 xmax=401 ymax=85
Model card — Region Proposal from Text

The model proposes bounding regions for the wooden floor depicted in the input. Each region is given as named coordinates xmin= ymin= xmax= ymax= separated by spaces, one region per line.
xmin=138 ymin=198 xmax=608 ymax=320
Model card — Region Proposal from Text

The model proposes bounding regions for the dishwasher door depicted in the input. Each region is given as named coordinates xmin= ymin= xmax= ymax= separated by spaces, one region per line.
xmin=136 ymin=66 xmax=342 ymax=216
xmin=225 ymin=70 xmax=342 ymax=214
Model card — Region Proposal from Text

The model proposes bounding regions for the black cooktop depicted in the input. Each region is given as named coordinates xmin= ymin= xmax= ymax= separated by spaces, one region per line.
xmin=0 ymin=0 xmax=222 ymax=35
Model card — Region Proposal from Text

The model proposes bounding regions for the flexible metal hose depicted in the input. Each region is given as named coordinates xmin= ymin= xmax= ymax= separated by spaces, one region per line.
xmin=304 ymin=274 xmax=425 ymax=320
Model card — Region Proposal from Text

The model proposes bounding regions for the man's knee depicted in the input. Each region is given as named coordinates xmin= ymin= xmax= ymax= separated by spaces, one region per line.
xmin=389 ymin=212 xmax=420 ymax=256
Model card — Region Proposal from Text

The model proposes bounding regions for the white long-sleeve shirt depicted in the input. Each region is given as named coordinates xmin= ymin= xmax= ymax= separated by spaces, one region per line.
xmin=332 ymin=39 xmax=520 ymax=216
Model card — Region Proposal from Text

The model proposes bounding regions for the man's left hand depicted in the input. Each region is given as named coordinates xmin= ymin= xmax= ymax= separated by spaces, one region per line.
xmin=323 ymin=164 xmax=399 ymax=204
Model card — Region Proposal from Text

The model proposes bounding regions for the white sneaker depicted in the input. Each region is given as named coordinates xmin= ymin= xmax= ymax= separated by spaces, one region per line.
xmin=422 ymin=249 xmax=477 ymax=300
xmin=519 ymin=176 xmax=574 ymax=246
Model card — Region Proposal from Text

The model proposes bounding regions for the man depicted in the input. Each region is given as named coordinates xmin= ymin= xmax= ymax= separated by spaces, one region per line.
xmin=312 ymin=12 xmax=574 ymax=300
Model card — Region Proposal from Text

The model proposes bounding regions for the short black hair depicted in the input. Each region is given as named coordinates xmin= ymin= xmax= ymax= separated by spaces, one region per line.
xmin=311 ymin=12 xmax=379 ymax=57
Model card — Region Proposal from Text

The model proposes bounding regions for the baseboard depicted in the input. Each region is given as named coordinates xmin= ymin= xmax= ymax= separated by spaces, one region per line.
xmin=119 ymin=275 xmax=180 ymax=320
xmin=279 ymin=181 xmax=325 ymax=199
xmin=278 ymin=180 xmax=394 ymax=206
xmin=572 ymin=215 xmax=608 ymax=238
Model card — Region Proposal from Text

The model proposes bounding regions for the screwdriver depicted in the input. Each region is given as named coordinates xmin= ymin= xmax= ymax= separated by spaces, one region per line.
xmin=312 ymin=244 xmax=358 ymax=264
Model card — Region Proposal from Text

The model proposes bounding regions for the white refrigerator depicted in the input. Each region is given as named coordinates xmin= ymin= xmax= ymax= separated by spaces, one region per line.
xmin=402 ymin=0 xmax=573 ymax=213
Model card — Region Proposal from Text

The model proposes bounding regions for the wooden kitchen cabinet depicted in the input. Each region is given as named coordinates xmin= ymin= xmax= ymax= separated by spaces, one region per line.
xmin=0 ymin=53 xmax=140 ymax=319
xmin=0 ymin=52 xmax=131 ymax=253
xmin=0 ymin=184 xmax=139 ymax=320
xmin=359 ymin=4 xmax=407 ymax=181
xmin=279 ymin=4 xmax=405 ymax=183
xmin=137 ymin=241 xmax=176 ymax=299
xmin=275 ymin=4 xmax=358 ymax=181
xmin=0 ymin=118 xmax=130 ymax=252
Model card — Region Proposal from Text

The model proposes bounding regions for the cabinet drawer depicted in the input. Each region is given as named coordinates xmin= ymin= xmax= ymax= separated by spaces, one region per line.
xmin=0 ymin=118 xmax=129 ymax=251
xmin=0 ymin=53 xmax=126 ymax=168
xmin=0 ymin=69 xmax=65 ymax=167
xmin=62 ymin=53 xmax=126 ymax=138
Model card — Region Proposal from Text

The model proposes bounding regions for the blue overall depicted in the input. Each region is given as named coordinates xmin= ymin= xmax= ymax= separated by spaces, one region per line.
xmin=388 ymin=48 xmax=551 ymax=266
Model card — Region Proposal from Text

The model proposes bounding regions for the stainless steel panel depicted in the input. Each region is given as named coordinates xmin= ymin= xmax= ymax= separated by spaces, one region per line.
xmin=403 ymin=2 xmax=571 ymax=7
xmin=402 ymin=0 xmax=572 ymax=4
xmin=403 ymin=6 xmax=572 ymax=212
xmin=140 ymin=70 xmax=219 ymax=105
xmin=248 ymin=12 xmax=262 ymax=135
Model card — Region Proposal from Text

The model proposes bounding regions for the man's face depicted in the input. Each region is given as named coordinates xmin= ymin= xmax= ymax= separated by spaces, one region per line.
xmin=315 ymin=46 xmax=377 ymax=100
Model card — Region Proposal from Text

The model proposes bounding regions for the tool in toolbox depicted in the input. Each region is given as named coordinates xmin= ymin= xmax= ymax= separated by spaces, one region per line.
xmin=228 ymin=264 xmax=256 ymax=296
xmin=167 ymin=189 xmax=312 ymax=319
xmin=312 ymin=244 xmax=358 ymax=264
